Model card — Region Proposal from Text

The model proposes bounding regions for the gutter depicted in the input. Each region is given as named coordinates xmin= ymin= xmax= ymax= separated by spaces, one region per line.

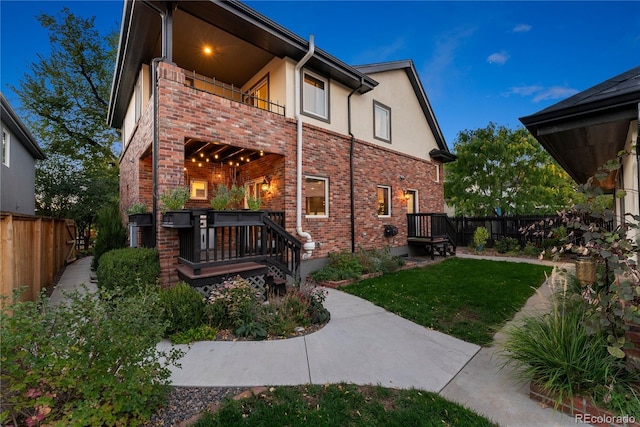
xmin=294 ymin=35 xmax=316 ymax=259
xmin=348 ymin=78 xmax=365 ymax=253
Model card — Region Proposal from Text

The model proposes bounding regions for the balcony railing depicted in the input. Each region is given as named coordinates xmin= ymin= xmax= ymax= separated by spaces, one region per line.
xmin=183 ymin=70 xmax=286 ymax=116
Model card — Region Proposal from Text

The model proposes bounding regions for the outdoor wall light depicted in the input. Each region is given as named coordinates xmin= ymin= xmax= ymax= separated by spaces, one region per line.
xmin=261 ymin=176 xmax=272 ymax=192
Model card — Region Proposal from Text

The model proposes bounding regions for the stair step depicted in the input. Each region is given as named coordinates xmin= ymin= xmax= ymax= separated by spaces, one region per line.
xmin=177 ymin=262 xmax=268 ymax=287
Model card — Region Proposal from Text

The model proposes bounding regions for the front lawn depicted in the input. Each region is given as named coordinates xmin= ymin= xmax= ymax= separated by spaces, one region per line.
xmin=344 ymin=257 xmax=551 ymax=345
xmin=195 ymin=383 xmax=498 ymax=426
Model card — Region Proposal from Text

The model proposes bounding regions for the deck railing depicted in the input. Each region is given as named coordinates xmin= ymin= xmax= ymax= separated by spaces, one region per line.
xmin=407 ymin=213 xmax=457 ymax=248
xmin=177 ymin=210 xmax=300 ymax=279
xmin=183 ymin=70 xmax=286 ymax=116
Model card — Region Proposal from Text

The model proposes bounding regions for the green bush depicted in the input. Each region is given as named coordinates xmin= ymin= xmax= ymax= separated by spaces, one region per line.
xmin=160 ymin=282 xmax=206 ymax=335
xmin=0 ymin=286 xmax=182 ymax=427
xmin=92 ymin=200 xmax=127 ymax=270
xmin=522 ymin=241 xmax=542 ymax=257
xmin=309 ymin=251 xmax=363 ymax=282
xmin=208 ymin=277 xmax=261 ymax=329
xmin=501 ymin=269 xmax=639 ymax=415
xmin=494 ymin=237 xmax=520 ymax=254
xmin=97 ymin=247 xmax=160 ymax=297
xmin=472 ymin=226 xmax=489 ymax=250
xmin=169 ymin=324 xmax=218 ymax=344
xmin=357 ymin=247 xmax=405 ymax=274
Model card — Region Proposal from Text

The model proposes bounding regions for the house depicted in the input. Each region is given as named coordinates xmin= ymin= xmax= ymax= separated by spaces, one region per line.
xmin=1 ymin=92 xmax=46 ymax=215
xmin=107 ymin=0 xmax=455 ymax=286
xmin=520 ymin=66 xmax=640 ymax=226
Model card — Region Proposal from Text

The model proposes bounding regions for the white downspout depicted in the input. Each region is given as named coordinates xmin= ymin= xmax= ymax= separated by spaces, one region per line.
xmin=295 ymin=35 xmax=315 ymax=259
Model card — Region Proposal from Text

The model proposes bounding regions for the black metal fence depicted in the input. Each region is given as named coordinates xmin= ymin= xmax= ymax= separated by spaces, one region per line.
xmin=450 ymin=215 xmax=615 ymax=248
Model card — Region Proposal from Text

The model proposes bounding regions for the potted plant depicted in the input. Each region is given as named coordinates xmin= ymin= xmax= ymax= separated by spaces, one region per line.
xmin=229 ymin=184 xmax=246 ymax=210
xmin=210 ymin=183 xmax=232 ymax=210
xmin=126 ymin=202 xmax=152 ymax=227
xmin=160 ymin=186 xmax=192 ymax=228
xmin=472 ymin=226 xmax=489 ymax=253
xmin=246 ymin=196 xmax=262 ymax=211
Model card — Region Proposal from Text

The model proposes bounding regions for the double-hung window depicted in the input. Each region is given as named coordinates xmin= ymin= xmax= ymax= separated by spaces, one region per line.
xmin=377 ymin=185 xmax=391 ymax=217
xmin=374 ymin=101 xmax=391 ymax=142
xmin=302 ymin=70 xmax=328 ymax=120
xmin=305 ymin=176 xmax=328 ymax=217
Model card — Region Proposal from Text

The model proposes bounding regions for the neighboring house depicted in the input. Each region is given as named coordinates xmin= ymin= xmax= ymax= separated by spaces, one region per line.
xmin=520 ymin=66 xmax=640 ymax=226
xmin=1 ymin=92 xmax=46 ymax=215
xmin=107 ymin=0 xmax=455 ymax=286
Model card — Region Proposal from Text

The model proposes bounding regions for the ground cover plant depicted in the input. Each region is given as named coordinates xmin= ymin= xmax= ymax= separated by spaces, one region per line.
xmin=194 ymin=383 xmax=498 ymax=426
xmin=309 ymin=248 xmax=405 ymax=282
xmin=343 ymin=257 xmax=551 ymax=345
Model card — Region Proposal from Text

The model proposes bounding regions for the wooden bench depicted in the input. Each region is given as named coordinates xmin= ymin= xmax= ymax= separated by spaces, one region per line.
xmin=408 ymin=237 xmax=455 ymax=260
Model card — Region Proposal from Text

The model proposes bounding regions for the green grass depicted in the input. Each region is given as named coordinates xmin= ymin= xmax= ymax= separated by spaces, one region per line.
xmin=195 ymin=383 xmax=498 ymax=426
xmin=344 ymin=258 xmax=551 ymax=345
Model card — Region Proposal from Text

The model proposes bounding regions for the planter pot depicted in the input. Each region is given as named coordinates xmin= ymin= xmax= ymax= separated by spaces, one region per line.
xmin=162 ymin=210 xmax=192 ymax=228
xmin=575 ymin=257 xmax=596 ymax=286
xmin=207 ymin=210 xmax=264 ymax=226
xmin=128 ymin=213 xmax=152 ymax=227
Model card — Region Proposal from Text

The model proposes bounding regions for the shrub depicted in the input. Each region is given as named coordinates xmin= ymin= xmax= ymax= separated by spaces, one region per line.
xmin=494 ymin=237 xmax=520 ymax=254
xmin=169 ymin=324 xmax=218 ymax=344
xmin=0 ymin=286 xmax=182 ymax=427
xmin=92 ymin=200 xmax=127 ymax=270
xmin=522 ymin=241 xmax=542 ymax=257
xmin=97 ymin=248 xmax=160 ymax=297
xmin=160 ymin=186 xmax=190 ymax=212
xmin=159 ymin=282 xmax=206 ymax=335
xmin=357 ymin=247 xmax=405 ymax=274
xmin=309 ymin=251 xmax=363 ymax=282
xmin=501 ymin=269 xmax=639 ymax=415
xmin=208 ymin=277 xmax=261 ymax=329
xmin=472 ymin=226 xmax=489 ymax=251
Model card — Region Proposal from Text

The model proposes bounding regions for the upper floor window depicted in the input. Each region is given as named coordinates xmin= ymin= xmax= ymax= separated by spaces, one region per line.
xmin=302 ymin=70 xmax=328 ymax=120
xmin=305 ymin=176 xmax=328 ymax=217
xmin=2 ymin=128 xmax=9 ymax=167
xmin=246 ymin=75 xmax=269 ymax=111
xmin=374 ymin=101 xmax=391 ymax=142
xmin=377 ymin=185 xmax=391 ymax=217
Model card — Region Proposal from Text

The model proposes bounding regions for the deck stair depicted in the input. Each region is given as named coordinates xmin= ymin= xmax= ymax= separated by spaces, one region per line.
xmin=407 ymin=213 xmax=457 ymax=260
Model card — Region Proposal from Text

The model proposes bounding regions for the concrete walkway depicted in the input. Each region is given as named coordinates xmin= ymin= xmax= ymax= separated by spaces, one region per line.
xmin=50 ymin=254 xmax=583 ymax=426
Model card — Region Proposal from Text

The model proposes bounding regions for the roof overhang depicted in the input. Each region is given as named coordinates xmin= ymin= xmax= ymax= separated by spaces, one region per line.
xmin=108 ymin=0 xmax=378 ymax=128
xmin=520 ymin=66 xmax=640 ymax=187
xmin=0 ymin=93 xmax=46 ymax=160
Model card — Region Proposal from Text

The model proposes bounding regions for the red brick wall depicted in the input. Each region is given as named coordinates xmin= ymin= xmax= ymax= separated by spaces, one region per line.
xmin=121 ymin=62 xmax=446 ymax=284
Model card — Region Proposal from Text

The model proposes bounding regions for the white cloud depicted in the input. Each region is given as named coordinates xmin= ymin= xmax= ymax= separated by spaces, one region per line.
xmin=487 ymin=51 xmax=510 ymax=65
xmin=533 ymin=86 xmax=579 ymax=102
xmin=512 ymin=24 xmax=532 ymax=33
xmin=504 ymin=84 xmax=579 ymax=102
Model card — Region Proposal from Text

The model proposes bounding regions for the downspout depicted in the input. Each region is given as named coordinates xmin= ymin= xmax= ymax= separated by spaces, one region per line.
xmin=294 ymin=36 xmax=315 ymax=259
xmin=348 ymin=78 xmax=365 ymax=253
xmin=142 ymin=0 xmax=171 ymax=247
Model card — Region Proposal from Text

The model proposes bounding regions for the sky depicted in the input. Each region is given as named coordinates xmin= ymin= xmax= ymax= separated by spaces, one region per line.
xmin=1 ymin=0 xmax=639 ymax=150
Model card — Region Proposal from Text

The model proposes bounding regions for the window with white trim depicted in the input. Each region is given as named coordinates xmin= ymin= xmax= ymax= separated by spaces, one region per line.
xmin=377 ymin=185 xmax=391 ymax=217
xmin=305 ymin=176 xmax=328 ymax=217
xmin=2 ymin=128 xmax=9 ymax=167
xmin=302 ymin=71 xmax=328 ymax=120
xmin=373 ymin=101 xmax=391 ymax=142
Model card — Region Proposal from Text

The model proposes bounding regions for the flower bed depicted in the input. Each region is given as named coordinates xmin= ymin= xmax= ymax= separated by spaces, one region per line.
xmin=529 ymin=382 xmax=639 ymax=427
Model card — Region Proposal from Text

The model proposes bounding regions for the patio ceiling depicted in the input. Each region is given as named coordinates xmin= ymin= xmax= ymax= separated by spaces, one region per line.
xmin=184 ymin=139 xmax=267 ymax=167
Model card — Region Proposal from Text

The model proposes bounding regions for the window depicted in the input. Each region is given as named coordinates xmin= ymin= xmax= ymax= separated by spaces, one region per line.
xmin=305 ymin=176 xmax=328 ymax=217
xmin=435 ymin=164 xmax=440 ymax=182
xmin=2 ymin=128 xmax=9 ymax=167
xmin=302 ymin=71 xmax=328 ymax=120
xmin=134 ymin=77 xmax=142 ymax=122
xmin=405 ymin=190 xmax=418 ymax=214
xmin=374 ymin=101 xmax=391 ymax=142
xmin=190 ymin=180 xmax=208 ymax=200
xmin=377 ymin=186 xmax=391 ymax=217
xmin=246 ymin=75 xmax=269 ymax=111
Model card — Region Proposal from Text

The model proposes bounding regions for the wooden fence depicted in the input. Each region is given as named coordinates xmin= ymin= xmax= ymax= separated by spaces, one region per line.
xmin=1 ymin=212 xmax=76 ymax=302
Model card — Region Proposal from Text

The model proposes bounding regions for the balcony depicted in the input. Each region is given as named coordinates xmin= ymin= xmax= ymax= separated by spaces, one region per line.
xmin=183 ymin=70 xmax=286 ymax=116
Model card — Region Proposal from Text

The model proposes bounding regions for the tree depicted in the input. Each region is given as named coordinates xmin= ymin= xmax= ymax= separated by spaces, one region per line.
xmin=12 ymin=8 xmax=121 ymax=248
xmin=13 ymin=8 xmax=120 ymax=169
xmin=444 ymin=123 xmax=576 ymax=216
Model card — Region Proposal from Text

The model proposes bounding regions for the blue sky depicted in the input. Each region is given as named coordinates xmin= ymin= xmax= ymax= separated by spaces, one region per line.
xmin=2 ymin=0 xmax=639 ymax=149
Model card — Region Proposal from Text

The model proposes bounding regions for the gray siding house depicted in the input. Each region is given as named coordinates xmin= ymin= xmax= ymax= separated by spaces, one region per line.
xmin=1 ymin=93 xmax=46 ymax=214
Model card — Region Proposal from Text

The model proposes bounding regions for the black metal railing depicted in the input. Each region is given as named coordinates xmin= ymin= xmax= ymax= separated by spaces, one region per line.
xmin=177 ymin=210 xmax=300 ymax=279
xmin=407 ymin=213 xmax=457 ymax=249
xmin=183 ymin=70 xmax=286 ymax=116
